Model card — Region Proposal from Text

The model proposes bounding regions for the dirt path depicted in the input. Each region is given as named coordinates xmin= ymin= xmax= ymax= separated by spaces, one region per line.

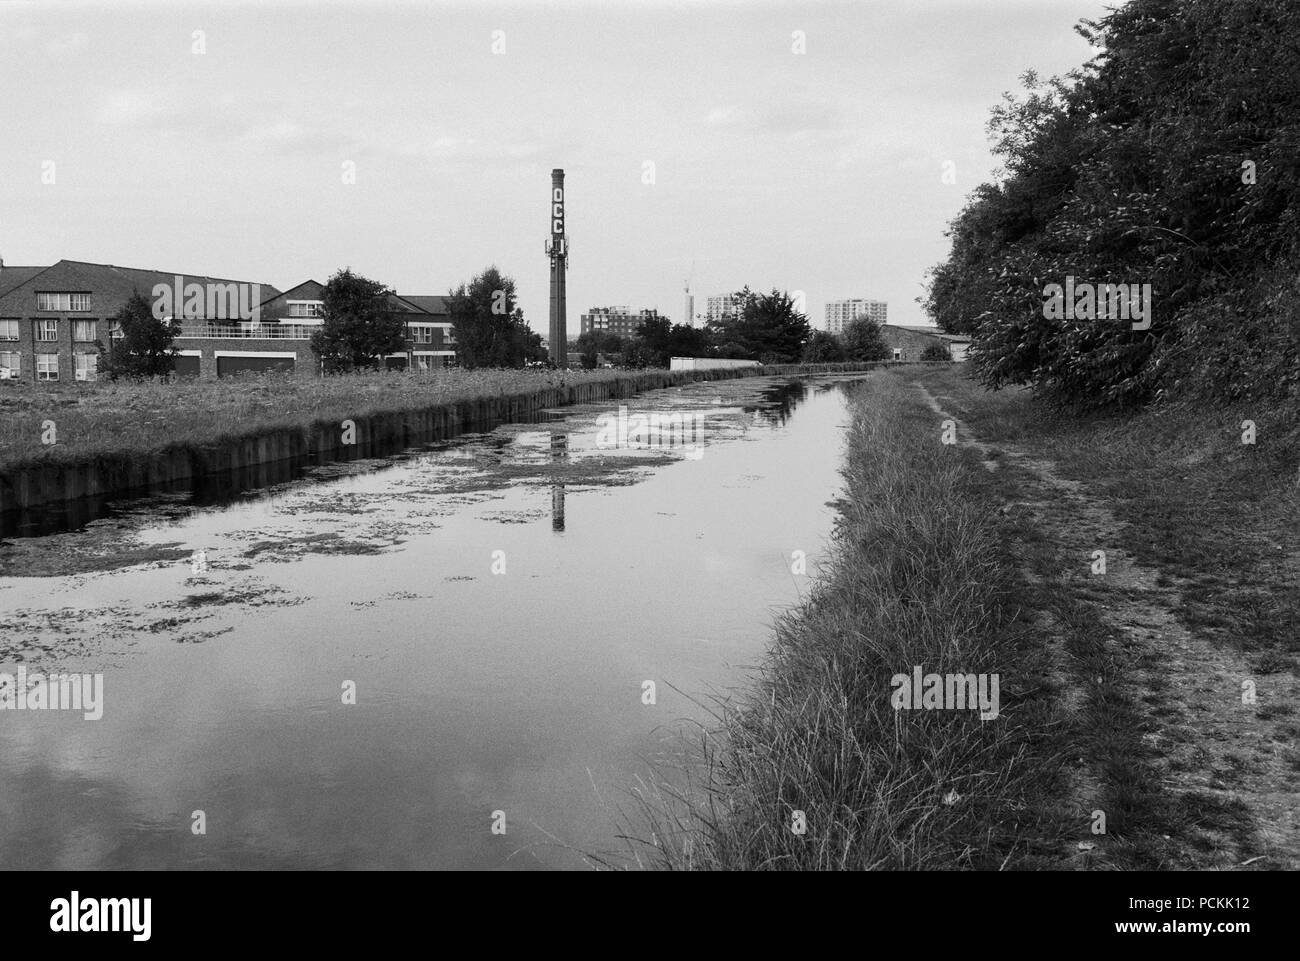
xmin=915 ymin=380 xmax=1300 ymax=870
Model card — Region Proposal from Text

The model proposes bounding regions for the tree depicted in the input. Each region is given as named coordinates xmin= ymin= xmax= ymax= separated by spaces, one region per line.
xmin=708 ymin=288 xmax=810 ymax=363
xmin=920 ymin=340 xmax=952 ymax=362
xmin=310 ymin=268 xmax=405 ymax=373
xmin=446 ymin=266 xmax=537 ymax=368
xmin=802 ymin=329 xmax=847 ymax=363
xmin=924 ymin=0 xmax=1300 ymax=407
xmin=636 ymin=317 xmax=711 ymax=367
xmin=98 ymin=290 xmax=180 ymax=379
xmin=842 ymin=316 xmax=890 ymax=362
xmin=576 ymin=330 xmax=630 ymax=368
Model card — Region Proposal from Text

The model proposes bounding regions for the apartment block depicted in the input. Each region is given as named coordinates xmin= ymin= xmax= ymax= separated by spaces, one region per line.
xmin=704 ymin=293 xmax=745 ymax=326
xmin=824 ymin=298 xmax=888 ymax=335
xmin=579 ymin=306 xmax=664 ymax=337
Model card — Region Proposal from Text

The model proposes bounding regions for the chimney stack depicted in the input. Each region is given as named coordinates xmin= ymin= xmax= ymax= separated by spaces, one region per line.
xmin=546 ymin=169 xmax=568 ymax=367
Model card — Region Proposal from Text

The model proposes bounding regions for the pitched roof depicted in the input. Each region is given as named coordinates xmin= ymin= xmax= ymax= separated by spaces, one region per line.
xmin=0 ymin=265 xmax=49 ymax=296
xmin=2 ymin=259 xmax=280 ymax=299
xmin=892 ymin=324 xmax=971 ymax=342
xmin=398 ymin=295 xmax=450 ymax=316
xmin=63 ymin=260 xmax=282 ymax=299
xmin=261 ymin=279 xmax=324 ymax=305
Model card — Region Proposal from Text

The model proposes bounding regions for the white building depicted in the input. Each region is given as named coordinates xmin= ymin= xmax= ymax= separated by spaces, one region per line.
xmin=825 ymin=298 xmax=888 ymax=335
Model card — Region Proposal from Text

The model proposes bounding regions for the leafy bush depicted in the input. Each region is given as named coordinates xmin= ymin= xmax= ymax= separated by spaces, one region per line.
xmin=921 ymin=341 xmax=952 ymax=362
xmin=926 ymin=0 xmax=1300 ymax=408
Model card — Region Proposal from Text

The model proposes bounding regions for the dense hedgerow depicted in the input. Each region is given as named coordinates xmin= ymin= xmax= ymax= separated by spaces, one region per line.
xmin=925 ymin=0 xmax=1300 ymax=409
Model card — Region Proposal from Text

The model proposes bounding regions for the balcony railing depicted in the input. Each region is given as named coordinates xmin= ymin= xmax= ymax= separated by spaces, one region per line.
xmin=176 ymin=323 xmax=314 ymax=340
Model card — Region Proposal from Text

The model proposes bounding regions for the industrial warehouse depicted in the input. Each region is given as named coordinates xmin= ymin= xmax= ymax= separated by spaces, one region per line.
xmin=0 ymin=259 xmax=456 ymax=381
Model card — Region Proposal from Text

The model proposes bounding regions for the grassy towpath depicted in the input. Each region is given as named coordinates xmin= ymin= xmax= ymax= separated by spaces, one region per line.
xmin=638 ymin=366 xmax=1298 ymax=870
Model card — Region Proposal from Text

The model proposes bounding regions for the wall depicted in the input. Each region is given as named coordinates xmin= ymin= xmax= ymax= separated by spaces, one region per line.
xmin=670 ymin=357 xmax=763 ymax=371
xmin=879 ymin=325 xmax=949 ymax=361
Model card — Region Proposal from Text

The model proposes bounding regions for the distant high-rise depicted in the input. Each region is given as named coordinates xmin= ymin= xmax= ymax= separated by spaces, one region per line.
xmin=580 ymin=306 xmax=664 ymax=337
xmin=684 ymin=288 xmax=695 ymax=328
xmin=825 ymin=298 xmax=887 ymax=335
xmin=704 ymin=293 xmax=745 ymax=326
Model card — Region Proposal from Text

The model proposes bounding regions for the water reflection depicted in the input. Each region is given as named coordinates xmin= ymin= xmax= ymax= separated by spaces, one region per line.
xmin=0 ymin=375 xmax=864 ymax=870
xmin=0 ymin=379 xmax=818 ymax=541
xmin=753 ymin=380 xmax=807 ymax=427
xmin=550 ymin=431 xmax=567 ymax=533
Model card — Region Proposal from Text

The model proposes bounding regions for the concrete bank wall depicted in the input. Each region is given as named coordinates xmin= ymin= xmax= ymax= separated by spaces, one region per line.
xmin=669 ymin=357 xmax=763 ymax=371
xmin=0 ymin=362 xmax=898 ymax=513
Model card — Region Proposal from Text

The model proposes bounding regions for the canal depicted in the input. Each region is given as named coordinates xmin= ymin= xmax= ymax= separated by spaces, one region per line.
xmin=0 ymin=374 xmax=865 ymax=869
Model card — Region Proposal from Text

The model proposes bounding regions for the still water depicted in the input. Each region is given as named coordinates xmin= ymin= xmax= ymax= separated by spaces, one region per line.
xmin=0 ymin=376 xmax=861 ymax=869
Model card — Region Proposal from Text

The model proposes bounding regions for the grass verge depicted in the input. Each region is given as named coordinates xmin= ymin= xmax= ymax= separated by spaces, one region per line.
xmin=632 ymin=364 xmax=1298 ymax=870
xmin=627 ymin=371 xmax=1071 ymax=869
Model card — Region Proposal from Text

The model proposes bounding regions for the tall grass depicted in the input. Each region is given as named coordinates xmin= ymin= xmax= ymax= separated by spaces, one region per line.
xmin=0 ymin=367 xmax=662 ymax=471
xmin=628 ymin=372 xmax=1065 ymax=869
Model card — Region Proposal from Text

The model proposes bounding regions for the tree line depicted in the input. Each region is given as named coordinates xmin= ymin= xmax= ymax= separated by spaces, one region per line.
xmin=97 ymin=270 xmax=913 ymax=377
xmin=576 ymin=287 xmax=916 ymax=368
xmin=925 ymin=0 xmax=1300 ymax=408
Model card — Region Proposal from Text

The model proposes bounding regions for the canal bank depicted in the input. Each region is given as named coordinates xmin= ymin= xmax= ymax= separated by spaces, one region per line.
xmin=0 ymin=362 xmax=900 ymax=518
xmin=0 ymin=373 xmax=867 ymax=869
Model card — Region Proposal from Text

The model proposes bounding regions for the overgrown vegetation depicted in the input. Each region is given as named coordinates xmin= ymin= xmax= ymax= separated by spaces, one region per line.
xmin=630 ymin=373 xmax=1069 ymax=869
xmin=0 ymin=363 xmax=885 ymax=473
xmin=925 ymin=0 xmax=1300 ymax=410
xmin=0 ymin=367 xmax=664 ymax=471
xmin=636 ymin=365 xmax=1298 ymax=870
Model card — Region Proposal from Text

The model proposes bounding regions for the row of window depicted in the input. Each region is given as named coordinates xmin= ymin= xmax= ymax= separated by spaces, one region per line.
xmin=0 ymin=351 xmax=98 ymax=381
xmin=35 ymin=292 xmax=93 ymax=312
xmin=3 ymin=317 xmax=450 ymax=346
xmin=0 ymin=318 xmax=103 ymax=342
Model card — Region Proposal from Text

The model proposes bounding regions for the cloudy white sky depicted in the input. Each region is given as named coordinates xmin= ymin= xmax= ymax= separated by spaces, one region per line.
xmin=0 ymin=0 xmax=1115 ymax=332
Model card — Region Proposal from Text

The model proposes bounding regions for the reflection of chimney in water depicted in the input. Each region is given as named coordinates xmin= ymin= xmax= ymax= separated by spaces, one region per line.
xmin=550 ymin=430 xmax=568 ymax=532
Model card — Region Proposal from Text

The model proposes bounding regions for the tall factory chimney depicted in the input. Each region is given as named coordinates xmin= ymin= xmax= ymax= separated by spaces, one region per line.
xmin=546 ymin=168 xmax=568 ymax=367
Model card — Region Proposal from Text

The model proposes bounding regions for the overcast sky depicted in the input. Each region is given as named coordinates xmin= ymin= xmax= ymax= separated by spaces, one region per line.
xmin=0 ymin=0 xmax=1115 ymax=332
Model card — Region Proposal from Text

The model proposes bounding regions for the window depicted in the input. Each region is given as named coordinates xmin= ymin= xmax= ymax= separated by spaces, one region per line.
xmin=36 ymin=354 xmax=58 ymax=381
xmin=73 ymin=320 xmax=97 ymax=342
xmin=288 ymin=301 xmax=324 ymax=318
xmin=36 ymin=319 xmax=58 ymax=342
xmin=0 ymin=320 xmax=17 ymax=341
xmin=409 ymin=326 xmax=435 ymax=345
xmin=75 ymin=353 xmax=98 ymax=382
xmin=0 ymin=351 xmax=19 ymax=378
xmin=36 ymin=292 xmax=91 ymax=312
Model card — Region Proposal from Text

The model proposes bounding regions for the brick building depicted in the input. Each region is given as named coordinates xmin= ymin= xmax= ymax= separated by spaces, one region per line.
xmin=0 ymin=259 xmax=457 ymax=382
xmin=0 ymin=259 xmax=281 ymax=383
xmin=579 ymin=306 xmax=664 ymax=338
xmin=879 ymin=324 xmax=971 ymax=362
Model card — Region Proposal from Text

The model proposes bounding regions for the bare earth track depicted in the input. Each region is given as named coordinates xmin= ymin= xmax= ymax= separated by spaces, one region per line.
xmin=915 ymin=379 xmax=1300 ymax=871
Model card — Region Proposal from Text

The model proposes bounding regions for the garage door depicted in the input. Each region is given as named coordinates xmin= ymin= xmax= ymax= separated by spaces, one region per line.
xmin=173 ymin=355 xmax=201 ymax=377
xmin=217 ymin=355 xmax=295 ymax=378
